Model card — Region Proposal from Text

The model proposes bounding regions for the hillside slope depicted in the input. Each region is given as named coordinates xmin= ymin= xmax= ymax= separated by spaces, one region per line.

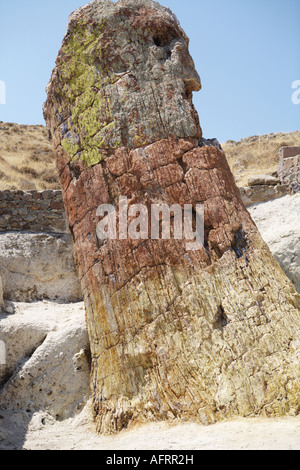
xmin=0 ymin=122 xmax=59 ymax=191
xmin=223 ymin=131 xmax=300 ymax=187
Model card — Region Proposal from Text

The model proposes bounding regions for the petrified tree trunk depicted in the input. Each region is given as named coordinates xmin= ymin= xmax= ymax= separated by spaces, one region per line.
xmin=44 ymin=0 xmax=300 ymax=434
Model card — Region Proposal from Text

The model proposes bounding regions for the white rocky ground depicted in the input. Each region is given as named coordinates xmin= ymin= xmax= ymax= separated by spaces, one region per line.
xmin=0 ymin=193 xmax=299 ymax=450
xmin=249 ymin=193 xmax=300 ymax=293
xmin=1 ymin=401 xmax=299 ymax=450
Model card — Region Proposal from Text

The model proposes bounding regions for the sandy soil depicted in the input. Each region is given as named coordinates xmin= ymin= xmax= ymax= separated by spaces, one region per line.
xmin=0 ymin=402 xmax=299 ymax=450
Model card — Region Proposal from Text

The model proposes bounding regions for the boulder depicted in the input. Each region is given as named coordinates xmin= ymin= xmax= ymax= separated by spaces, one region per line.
xmin=247 ymin=175 xmax=280 ymax=186
xmin=240 ymin=184 xmax=287 ymax=206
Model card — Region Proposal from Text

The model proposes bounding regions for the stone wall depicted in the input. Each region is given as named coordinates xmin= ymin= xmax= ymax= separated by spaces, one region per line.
xmin=279 ymin=146 xmax=300 ymax=160
xmin=0 ymin=190 xmax=82 ymax=303
xmin=278 ymin=147 xmax=300 ymax=194
xmin=0 ymin=182 xmax=290 ymax=233
xmin=239 ymin=183 xmax=287 ymax=206
xmin=0 ymin=190 xmax=68 ymax=234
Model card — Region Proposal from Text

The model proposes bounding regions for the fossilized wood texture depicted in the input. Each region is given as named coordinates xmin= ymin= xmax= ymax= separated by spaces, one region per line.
xmin=43 ymin=0 xmax=201 ymax=164
xmin=44 ymin=0 xmax=300 ymax=434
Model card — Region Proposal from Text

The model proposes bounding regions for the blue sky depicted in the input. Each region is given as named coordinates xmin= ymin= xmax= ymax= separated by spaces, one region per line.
xmin=0 ymin=0 xmax=299 ymax=142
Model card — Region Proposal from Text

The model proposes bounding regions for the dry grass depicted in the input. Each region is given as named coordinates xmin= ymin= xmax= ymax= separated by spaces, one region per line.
xmin=0 ymin=122 xmax=60 ymax=191
xmin=1 ymin=122 xmax=299 ymax=190
xmin=222 ymin=131 xmax=300 ymax=187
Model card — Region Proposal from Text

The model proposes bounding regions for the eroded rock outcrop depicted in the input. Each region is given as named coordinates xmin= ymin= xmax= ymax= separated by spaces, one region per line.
xmin=0 ymin=302 xmax=90 ymax=423
xmin=249 ymin=193 xmax=300 ymax=294
xmin=0 ymin=232 xmax=82 ymax=303
xmin=44 ymin=0 xmax=300 ymax=434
